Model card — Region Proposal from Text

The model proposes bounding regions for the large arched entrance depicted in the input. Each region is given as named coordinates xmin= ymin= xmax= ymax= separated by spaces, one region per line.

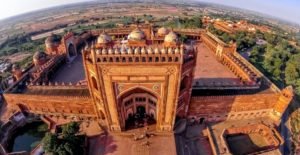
xmin=118 ymin=88 xmax=157 ymax=130
xmin=68 ymin=43 xmax=77 ymax=58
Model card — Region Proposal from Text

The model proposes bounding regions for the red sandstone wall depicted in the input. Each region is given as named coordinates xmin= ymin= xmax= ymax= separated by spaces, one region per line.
xmin=189 ymin=93 xmax=279 ymax=116
xmin=4 ymin=94 xmax=96 ymax=118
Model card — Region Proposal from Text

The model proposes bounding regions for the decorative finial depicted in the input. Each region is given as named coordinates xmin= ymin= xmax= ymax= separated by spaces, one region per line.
xmin=141 ymin=47 xmax=146 ymax=54
xmin=161 ymin=48 xmax=166 ymax=54
xmin=168 ymin=48 xmax=173 ymax=54
xmin=175 ymin=48 xmax=180 ymax=54
xmin=102 ymin=48 xmax=107 ymax=55
xmin=134 ymin=47 xmax=140 ymax=54
xmin=128 ymin=48 xmax=133 ymax=54
xmin=108 ymin=48 xmax=113 ymax=54
xmin=154 ymin=48 xmax=159 ymax=54
xmin=147 ymin=48 xmax=153 ymax=54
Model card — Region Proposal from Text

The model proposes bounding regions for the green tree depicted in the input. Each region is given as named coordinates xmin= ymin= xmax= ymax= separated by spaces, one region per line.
xmin=42 ymin=122 xmax=84 ymax=155
xmin=221 ymin=33 xmax=231 ymax=43
xmin=42 ymin=133 xmax=59 ymax=153
xmin=62 ymin=122 xmax=80 ymax=136
xmin=285 ymin=54 xmax=300 ymax=85
xmin=249 ymin=45 xmax=261 ymax=63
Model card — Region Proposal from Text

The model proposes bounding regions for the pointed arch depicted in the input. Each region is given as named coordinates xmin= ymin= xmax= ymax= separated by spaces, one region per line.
xmin=117 ymin=86 xmax=159 ymax=99
xmin=91 ymin=76 xmax=98 ymax=91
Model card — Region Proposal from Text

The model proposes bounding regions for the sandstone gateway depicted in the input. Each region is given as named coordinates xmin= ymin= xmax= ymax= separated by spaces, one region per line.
xmin=2 ymin=24 xmax=293 ymax=154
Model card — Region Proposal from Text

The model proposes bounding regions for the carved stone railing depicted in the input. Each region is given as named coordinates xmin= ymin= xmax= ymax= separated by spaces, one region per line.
xmin=232 ymin=52 xmax=281 ymax=93
xmin=27 ymin=81 xmax=87 ymax=89
xmin=87 ymin=46 xmax=187 ymax=64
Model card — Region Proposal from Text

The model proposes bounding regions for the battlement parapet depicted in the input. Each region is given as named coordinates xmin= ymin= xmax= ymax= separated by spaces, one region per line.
xmin=26 ymin=81 xmax=87 ymax=89
xmin=84 ymin=45 xmax=196 ymax=64
xmin=35 ymin=54 xmax=65 ymax=73
xmin=231 ymin=52 xmax=281 ymax=93
xmin=193 ymin=80 xmax=260 ymax=90
xmin=222 ymin=53 xmax=259 ymax=82
xmin=4 ymin=90 xmax=90 ymax=99
xmin=206 ymin=31 xmax=228 ymax=46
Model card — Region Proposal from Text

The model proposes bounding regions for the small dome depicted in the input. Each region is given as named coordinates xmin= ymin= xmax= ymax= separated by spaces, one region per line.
xmin=45 ymin=34 xmax=60 ymax=45
xmin=102 ymin=48 xmax=107 ymax=55
xmin=164 ymin=31 xmax=178 ymax=43
xmin=33 ymin=51 xmax=47 ymax=61
xmin=157 ymin=27 xmax=169 ymax=36
xmin=107 ymin=48 xmax=112 ymax=54
xmin=128 ymin=28 xmax=145 ymax=41
xmin=97 ymin=33 xmax=112 ymax=44
xmin=147 ymin=48 xmax=153 ymax=54
xmin=128 ymin=48 xmax=133 ymax=54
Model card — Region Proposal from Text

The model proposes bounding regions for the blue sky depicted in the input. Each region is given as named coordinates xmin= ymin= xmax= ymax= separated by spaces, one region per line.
xmin=197 ymin=0 xmax=300 ymax=24
xmin=0 ymin=0 xmax=299 ymax=24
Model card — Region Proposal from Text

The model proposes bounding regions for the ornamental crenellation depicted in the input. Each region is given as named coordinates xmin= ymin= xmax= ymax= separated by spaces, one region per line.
xmin=2 ymin=23 xmax=294 ymax=154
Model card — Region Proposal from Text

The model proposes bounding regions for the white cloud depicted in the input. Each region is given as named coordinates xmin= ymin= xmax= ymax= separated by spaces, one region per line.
xmin=0 ymin=0 xmax=89 ymax=19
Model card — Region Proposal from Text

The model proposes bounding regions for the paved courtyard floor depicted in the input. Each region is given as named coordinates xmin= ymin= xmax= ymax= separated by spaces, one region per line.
xmin=88 ymin=131 xmax=177 ymax=155
xmin=50 ymin=55 xmax=85 ymax=83
xmin=193 ymin=43 xmax=240 ymax=86
xmin=227 ymin=133 xmax=268 ymax=155
xmin=175 ymin=123 xmax=213 ymax=155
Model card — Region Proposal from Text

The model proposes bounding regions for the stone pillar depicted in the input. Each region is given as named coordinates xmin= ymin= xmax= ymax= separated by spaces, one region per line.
xmin=102 ymin=72 xmax=122 ymax=132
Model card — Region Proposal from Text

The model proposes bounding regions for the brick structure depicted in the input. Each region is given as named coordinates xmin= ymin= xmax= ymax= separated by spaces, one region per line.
xmin=203 ymin=17 xmax=272 ymax=34
xmin=2 ymin=24 xmax=293 ymax=154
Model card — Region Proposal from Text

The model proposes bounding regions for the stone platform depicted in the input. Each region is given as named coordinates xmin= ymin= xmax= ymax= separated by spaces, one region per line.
xmin=88 ymin=130 xmax=177 ymax=155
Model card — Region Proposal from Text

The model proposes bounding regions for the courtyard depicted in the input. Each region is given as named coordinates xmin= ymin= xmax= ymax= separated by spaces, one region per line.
xmin=50 ymin=55 xmax=85 ymax=84
xmin=226 ymin=133 xmax=269 ymax=154
xmin=193 ymin=43 xmax=240 ymax=87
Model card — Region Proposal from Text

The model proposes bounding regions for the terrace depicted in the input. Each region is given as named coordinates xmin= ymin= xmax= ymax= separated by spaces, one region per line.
xmin=193 ymin=43 xmax=241 ymax=88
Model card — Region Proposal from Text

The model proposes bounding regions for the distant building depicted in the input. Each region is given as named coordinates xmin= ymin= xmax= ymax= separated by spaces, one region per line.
xmin=203 ymin=16 xmax=272 ymax=34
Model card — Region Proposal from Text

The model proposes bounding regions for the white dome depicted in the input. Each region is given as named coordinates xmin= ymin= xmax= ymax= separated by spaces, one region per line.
xmin=128 ymin=28 xmax=145 ymax=41
xmin=97 ymin=33 xmax=112 ymax=44
xmin=164 ymin=31 xmax=178 ymax=43
xmin=157 ymin=27 xmax=169 ymax=36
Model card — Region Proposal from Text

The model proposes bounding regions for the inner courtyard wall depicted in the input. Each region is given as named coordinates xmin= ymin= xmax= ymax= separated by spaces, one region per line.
xmin=188 ymin=93 xmax=280 ymax=122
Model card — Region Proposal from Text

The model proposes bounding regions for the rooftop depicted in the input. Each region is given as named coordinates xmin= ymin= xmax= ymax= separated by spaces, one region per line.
xmin=193 ymin=43 xmax=240 ymax=87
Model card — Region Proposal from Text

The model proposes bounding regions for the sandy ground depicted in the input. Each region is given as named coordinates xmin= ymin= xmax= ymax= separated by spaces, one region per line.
xmin=0 ymin=52 xmax=32 ymax=63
